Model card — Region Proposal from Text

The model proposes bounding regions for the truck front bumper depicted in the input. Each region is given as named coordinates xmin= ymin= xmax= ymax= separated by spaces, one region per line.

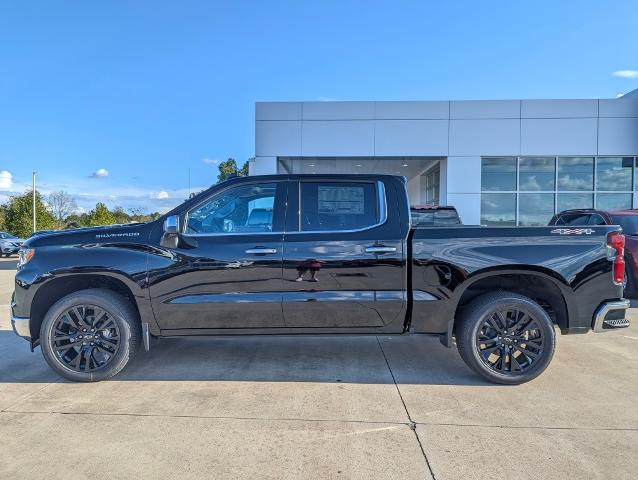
xmin=593 ymin=299 xmax=631 ymax=332
xmin=11 ymin=314 xmax=31 ymax=340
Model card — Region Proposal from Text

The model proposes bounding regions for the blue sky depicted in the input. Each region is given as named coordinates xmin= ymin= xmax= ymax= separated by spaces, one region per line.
xmin=0 ymin=0 xmax=636 ymax=213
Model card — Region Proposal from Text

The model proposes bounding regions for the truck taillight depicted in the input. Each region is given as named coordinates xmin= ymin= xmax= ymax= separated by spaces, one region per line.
xmin=608 ymin=232 xmax=625 ymax=285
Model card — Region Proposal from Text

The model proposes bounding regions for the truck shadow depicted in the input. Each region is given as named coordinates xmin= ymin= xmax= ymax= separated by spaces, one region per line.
xmin=118 ymin=334 xmax=487 ymax=386
xmin=0 ymin=259 xmax=18 ymax=270
xmin=0 ymin=330 xmax=490 ymax=386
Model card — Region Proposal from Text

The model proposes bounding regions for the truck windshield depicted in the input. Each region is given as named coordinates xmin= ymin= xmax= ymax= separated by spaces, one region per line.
xmin=610 ymin=215 xmax=638 ymax=235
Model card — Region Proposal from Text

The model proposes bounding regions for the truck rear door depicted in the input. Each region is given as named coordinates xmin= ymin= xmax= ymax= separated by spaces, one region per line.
xmin=281 ymin=177 xmax=406 ymax=330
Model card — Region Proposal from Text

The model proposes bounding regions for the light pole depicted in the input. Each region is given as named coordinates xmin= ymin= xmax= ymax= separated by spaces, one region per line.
xmin=32 ymin=171 xmax=37 ymax=233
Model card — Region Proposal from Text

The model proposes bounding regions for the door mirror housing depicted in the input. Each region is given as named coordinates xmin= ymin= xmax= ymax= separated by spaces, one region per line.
xmin=164 ymin=215 xmax=180 ymax=235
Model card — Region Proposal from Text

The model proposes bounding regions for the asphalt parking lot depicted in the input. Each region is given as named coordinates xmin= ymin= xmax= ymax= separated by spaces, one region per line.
xmin=0 ymin=256 xmax=636 ymax=479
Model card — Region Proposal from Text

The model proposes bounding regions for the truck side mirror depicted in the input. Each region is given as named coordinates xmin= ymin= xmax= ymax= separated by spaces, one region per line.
xmin=164 ymin=215 xmax=179 ymax=234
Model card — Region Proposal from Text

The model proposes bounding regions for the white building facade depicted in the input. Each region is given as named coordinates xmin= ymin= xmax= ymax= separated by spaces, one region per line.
xmin=252 ymin=94 xmax=638 ymax=225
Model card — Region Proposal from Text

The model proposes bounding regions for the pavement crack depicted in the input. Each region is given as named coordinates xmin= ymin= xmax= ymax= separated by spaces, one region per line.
xmin=0 ymin=409 xmax=411 ymax=426
xmin=376 ymin=336 xmax=437 ymax=480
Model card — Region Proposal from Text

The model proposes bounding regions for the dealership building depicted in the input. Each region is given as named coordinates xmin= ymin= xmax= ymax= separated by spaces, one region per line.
xmin=250 ymin=89 xmax=638 ymax=226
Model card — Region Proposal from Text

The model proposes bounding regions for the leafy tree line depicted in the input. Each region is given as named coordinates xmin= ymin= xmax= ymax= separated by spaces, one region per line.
xmin=0 ymin=190 xmax=160 ymax=238
xmin=0 ymin=158 xmax=252 ymax=237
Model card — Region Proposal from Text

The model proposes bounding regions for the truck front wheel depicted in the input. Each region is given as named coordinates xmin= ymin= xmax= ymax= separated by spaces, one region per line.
xmin=456 ymin=292 xmax=556 ymax=385
xmin=40 ymin=289 xmax=141 ymax=382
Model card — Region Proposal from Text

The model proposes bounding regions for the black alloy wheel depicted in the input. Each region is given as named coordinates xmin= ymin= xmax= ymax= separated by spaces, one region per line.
xmin=457 ymin=291 xmax=556 ymax=385
xmin=474 ymin=307 xmax=544 ymax=376
xmin=41 ymin=289 xmax=140 ymax=382
xmin=50 ymin=305 xmax=121 ymax=372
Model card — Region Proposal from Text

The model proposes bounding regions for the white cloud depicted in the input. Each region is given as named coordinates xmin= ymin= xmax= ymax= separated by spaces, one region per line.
xmin=90 ymin=168 xmax=109 ymax=178
xmin=155 ymin=190 xmax=169 ymax=199
xmin=202 ymin=158 xmax=219 ymax=165
xmin=0 ymin=170 xmax=13 ymax=190
xmin=613 ymin=70 xmax=638 ymax=79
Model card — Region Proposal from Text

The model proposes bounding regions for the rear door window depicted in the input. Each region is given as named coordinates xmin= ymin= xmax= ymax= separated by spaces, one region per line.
xmin=299 ymin=182 xmax=379 ymax=232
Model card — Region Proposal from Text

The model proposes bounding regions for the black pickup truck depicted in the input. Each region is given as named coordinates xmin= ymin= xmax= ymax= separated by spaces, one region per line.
xmin=11 ymin=174 xmax=630 ymax=384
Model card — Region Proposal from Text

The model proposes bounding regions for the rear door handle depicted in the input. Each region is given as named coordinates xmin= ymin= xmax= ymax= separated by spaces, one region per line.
xmin=365 ymin=245 xmax=397 ymax=254
xmin=245 ymin=248 xmax=278 ymax=255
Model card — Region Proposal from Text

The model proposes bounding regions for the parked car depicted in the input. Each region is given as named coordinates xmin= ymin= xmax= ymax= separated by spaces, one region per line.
xmin=0 ymin=231 xmax=25 ymax=257
xmin=411 ymin=205 xmax=462 ymax=226
xmin=549 ymin=208 xmax=638 ymax=295
xmin=12 ymin=175 xmax=629 ymax=385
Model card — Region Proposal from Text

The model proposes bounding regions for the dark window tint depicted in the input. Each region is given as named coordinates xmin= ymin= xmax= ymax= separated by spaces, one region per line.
xmin=556 ymin=214 xmax=591 ymax=226
xmin=588 ymin=214 xmax=607 ymax=226
xmin=300 ymin=182 xmax=378 ymax=231
xmin=411 ymin=209 xmax=461 ymax=226
xmin=610 ymin=215 xmax=638 ymax=235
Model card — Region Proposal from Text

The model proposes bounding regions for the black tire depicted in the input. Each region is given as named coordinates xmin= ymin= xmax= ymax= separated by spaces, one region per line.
xmin=456 ymin=291 xmax=556 ymax=385
xmin=40 ymin=289 xmax=141 ymax=382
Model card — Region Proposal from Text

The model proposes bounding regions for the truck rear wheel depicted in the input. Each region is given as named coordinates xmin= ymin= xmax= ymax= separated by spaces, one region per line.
xmin=456 ymin=292 xmax=556 ymax=385
xmin=40 ymin=289 xmax=140 ymax=382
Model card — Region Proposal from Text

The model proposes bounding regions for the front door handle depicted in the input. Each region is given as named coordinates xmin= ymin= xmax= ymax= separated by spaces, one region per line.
xmin=365 ymin=245 xmax=397 ymax=254
xmin=245 ymin=248 xmax=278 ymax=255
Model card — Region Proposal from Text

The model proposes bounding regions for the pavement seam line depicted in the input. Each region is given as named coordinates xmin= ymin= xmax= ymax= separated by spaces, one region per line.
xmin=0 ymin=377 xmax=62 ymax=413
xmin=415 ymin=422 xmax=638 ymax=432
xmin=376 ymin=336 xmax=437 ymax=480
xmin=0 ymin=409 xmax=412 ymax=426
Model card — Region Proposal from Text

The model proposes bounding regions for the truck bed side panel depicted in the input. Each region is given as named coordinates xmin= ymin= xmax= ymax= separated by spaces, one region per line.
xmin=409 ymin=226 xmax=622 ymax=334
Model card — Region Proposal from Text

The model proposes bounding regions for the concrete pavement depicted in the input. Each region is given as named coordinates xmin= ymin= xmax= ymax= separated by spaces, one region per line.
xmin=0 ymin=256 xmax=636 ymax=479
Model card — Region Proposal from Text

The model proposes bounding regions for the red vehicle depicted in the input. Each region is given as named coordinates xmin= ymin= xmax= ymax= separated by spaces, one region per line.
xmin=549 ymin=208 xmax=638 ymax=296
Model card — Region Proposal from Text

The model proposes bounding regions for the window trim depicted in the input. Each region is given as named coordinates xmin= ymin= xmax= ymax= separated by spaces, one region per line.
xmin=182 ymin=180 xmax=285 ymax=237
xmin=294 ymin=180 xmax=388 ymax=234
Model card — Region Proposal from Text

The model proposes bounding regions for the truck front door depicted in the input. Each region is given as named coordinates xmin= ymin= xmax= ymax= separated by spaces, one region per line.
xmin=149 ymin=180 xmax=287 ymax=331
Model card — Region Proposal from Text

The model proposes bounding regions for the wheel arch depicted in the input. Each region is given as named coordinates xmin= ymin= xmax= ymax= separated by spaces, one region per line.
xmin=29 ymin=273 xmax=142 ymax=342
xmin=452 ymin=266 xmax=575 ymax=333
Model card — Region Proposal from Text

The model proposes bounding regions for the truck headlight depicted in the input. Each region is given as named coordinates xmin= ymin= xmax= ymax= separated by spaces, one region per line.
xmin=17 ymin=248 xmax=35 ymax=268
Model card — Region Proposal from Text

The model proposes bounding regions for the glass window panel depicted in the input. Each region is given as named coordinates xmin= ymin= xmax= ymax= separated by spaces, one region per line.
xmin=518 ymin=193 xmax=554 ymax=226
xmin=300 ymin=182 xmax=378 ymax=231
xmin=519 ymin=158 xmax=555 ymax=191
xmin=596 ymin=157 xmax=633 ymax=191
xmin=480 ymin=193 xmax=516 ymax=226
xmin=557 ymin=193 xmax=593 ymax=212
xmin=186 ymin=183 xmax=277 ymax=234
xmin=588 ymin=214 xmax=607 ymax=225
xmin=556 ymin=213 xmax=591 ymax=226
xmin=610 ymin=215 xmax=638 ymax=235
xmin=557 ymin=157 xmax=594 ymax=191
xmin=596 ymin=193 xmax=633 ymax=211
xmin=481 ymin=157 xmax=516 ymax=191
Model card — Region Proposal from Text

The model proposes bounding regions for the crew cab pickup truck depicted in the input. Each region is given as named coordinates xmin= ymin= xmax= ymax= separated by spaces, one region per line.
xmin=11 ymin=174 xmax=630 ymax=384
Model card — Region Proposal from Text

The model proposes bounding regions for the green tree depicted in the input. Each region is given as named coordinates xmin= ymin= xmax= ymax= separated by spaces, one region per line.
xmin=87 ymin=202 xmax=116 ymax=226
xmin=217 ymin=158 xmax=250 ymax=183
xmin=0 ymin=205 xmax=6 ymax=231
xmin=111 ymin=206 xmax=129 ymax=224
xmin=4 ymin=190 xmax=56 ymax=237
